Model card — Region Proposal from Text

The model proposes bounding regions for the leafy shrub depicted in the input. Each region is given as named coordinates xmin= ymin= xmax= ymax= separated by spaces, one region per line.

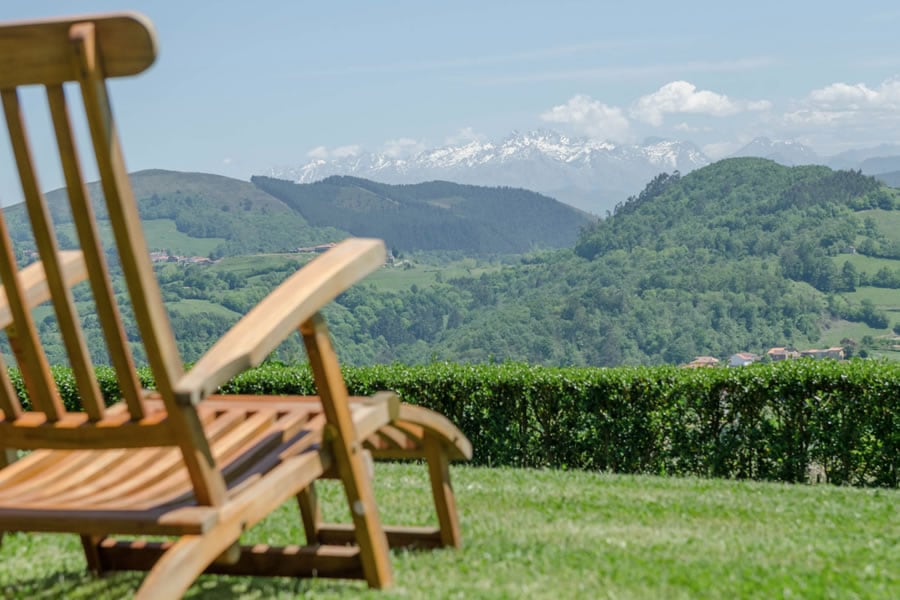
xmin=17 ymin=360 xmax=898 ymax=487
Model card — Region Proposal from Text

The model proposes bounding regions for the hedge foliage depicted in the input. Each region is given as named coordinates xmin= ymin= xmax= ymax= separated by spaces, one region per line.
xmin=16 ymin=360 xmax=898 ymax=487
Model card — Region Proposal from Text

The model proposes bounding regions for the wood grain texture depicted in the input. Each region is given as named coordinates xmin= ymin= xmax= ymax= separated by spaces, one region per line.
xmin=0 ymin=12 xmax=155 ymax=86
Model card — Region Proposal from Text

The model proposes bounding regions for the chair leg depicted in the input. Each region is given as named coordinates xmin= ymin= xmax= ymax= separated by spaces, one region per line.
xmin=81 ymin=534 xmax=107 ymax=574
xmin=424 ymin=436 xmax=463 ymax=548
xmin=0 ymin=449 xmax=16 ymax=550
xmin=297 ymin=483 xmax=323 ymax=544
xmin=135 ymin=521 xmax=243 ymax=600
xmin=301 ymin=314 xmax=393 ymax=589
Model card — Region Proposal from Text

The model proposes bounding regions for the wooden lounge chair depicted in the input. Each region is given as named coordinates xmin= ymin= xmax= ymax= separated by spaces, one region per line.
xmin=0 ymin=12 xmax=471 ymax=598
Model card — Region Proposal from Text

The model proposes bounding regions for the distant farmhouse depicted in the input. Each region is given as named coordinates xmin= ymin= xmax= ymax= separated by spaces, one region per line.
xmin=766 ymin=347 xmax=800 ymax=361
xmin=149 ymin=251 xmax=214 ymax=265
xmin=729 ymin=352 xmax=760 ymax=367
xmin=685 ymin=346 xmax=847 ymax=369
xmin=295 ymin=243 xmax=337 ymax=254
xmin=800 ymin=347 xmax=845 ymax=360
xmin=684 ymin=356 xmax=720 ymax=368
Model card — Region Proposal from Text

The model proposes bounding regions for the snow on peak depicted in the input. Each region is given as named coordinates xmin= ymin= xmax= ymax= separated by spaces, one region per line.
xmin=264 ymin=130 xmax=711 ymax=214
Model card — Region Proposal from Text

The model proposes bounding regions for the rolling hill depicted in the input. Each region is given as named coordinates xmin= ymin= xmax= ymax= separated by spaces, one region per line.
xmin=7 ymin=170 xmax=592 ymax=258
xmin=251 ymin=175 xmax=594 ymax=254
xmin=6 ymin=159 xmax=900 ymax=367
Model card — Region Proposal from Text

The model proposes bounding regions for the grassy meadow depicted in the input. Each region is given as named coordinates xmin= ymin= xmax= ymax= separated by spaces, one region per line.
xmin=0 ymin=464 xmax=896 ymax=599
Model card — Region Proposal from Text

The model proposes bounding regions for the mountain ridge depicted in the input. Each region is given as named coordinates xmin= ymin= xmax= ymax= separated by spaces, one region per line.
xmin=269 ymin=130 xmax=709 ymax=215
xmin=271 ymin=130 xmax=900 ymax=216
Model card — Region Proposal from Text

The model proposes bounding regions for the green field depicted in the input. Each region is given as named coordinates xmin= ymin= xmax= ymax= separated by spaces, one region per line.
xmin=56 ymin=219 xmax=226 ymax=257
xmin=859 ymin=208 xmax=900 ymax=243
xmin=841 ymin=286 xmax=900 ymax=313
xmin=365 ymin=259 xmax=503 ymax=292
xmin=0 ymin=464 xmax=896 ymax=598
xmin=166 ymin=298 xmax=241 ymax=319
xmin=208 ymin=254 xmax=307 ymax=277
xmin=834 ymin=253 xmax=900 ymax=276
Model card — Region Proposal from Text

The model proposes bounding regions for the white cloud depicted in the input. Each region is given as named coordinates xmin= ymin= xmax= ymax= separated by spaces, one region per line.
xmin=381 ymin=137 xmax=426 ymax=158
xmin=445 ymin=127 xmax=486 ymax=146
xmin=782 ymin=110 xmax=849 ymax=127
xmin=222 ymin=157 xmax=234 ymax=165
xmin=332 ymin=144 xmax=361 ymax=158
xmin=631 ymin=81 xmax=771 ymax=126
xmin=673 ymin=122 xmax=711 ymax=133
xmin=540 ymin=94 xmax=631 ymax=141
xmin=702 ymin=141 xmax=742 ymax=159
xmin=808 ymin=79 xmax=900 ymax=110
xmin=306 ymin=146 xmax=330 ymax=160
xmin=782 ymin=79 xmax=900 ymax=132
xmin=307 ymin=144 xmax=362 ymax=160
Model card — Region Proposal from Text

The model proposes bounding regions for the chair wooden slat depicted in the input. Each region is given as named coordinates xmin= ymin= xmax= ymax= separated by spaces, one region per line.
xmin=2 ymin=86 xmax=106 ymax=421
xmin=46 ymin=83 xmax=144 ymax=420
xmin=71 ymin=22 xmax=228 ymax=508
xmin=0 ymin=92 xmax=64 ymax=420
xmin=0 ymin=12 xmax=155 ymax=87
xmin=0 ymin=250 xmax=87 ymax=329
xmin=69 ymin=23 xmax=183 ymax=406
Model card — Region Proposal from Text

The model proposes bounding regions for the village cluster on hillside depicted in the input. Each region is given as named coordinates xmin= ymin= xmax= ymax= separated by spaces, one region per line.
xmin=685 ymin=346 xmax=846 ymax=368
xmin=149 ymin=251 xmax=216 ymax=265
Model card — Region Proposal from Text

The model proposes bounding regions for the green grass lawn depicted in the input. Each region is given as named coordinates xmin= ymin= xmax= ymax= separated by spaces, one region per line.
xmin=0 ymin=464 xmax=896 ymax=599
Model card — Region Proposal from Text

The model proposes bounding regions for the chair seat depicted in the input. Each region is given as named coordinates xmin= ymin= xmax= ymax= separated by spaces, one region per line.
xmin=0 ymin=397 xmax=387 ymax=536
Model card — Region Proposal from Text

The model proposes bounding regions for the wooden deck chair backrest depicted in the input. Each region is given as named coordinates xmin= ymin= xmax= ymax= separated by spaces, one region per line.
xmin=0 ymin=13 xmax=227 ymax=505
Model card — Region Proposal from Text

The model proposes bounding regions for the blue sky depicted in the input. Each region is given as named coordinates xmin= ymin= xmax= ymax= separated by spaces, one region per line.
xmin=2 ymin=1 xmax=900 ymax=202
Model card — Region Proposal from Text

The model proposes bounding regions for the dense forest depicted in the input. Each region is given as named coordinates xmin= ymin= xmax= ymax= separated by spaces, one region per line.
xmin=251 ymin=175 xmax=593 ymax=254
xmin=6 ymin=158 xmax=900 ymax=368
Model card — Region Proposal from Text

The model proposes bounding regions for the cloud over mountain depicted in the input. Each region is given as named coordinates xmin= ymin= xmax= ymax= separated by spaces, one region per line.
xmin=631 ymin=81 xmax=771 ymax=125
xmin=540 ymin=95 xmax=632 ymax=141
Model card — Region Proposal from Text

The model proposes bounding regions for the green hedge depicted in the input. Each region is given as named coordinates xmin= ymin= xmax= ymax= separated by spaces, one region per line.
xmin=15 ymin=360 xmax=899 ymax=487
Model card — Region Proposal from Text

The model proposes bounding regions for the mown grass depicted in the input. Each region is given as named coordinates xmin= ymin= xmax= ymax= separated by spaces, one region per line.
xmin=0 ymin=464 xmax=896 ymax=599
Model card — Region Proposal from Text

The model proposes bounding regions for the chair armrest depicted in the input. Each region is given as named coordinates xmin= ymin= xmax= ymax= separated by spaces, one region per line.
xmin=173 ymin=238 xmax=385 ymax=405
xmin=0 ymin=250 xmax=87 ymax=329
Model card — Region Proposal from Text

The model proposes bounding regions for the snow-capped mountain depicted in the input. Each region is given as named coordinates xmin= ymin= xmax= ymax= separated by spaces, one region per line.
xmin=730 ymin=137 xmax=820 ymax=166
xmin=268 ymin=130 xmax=710 ymax=215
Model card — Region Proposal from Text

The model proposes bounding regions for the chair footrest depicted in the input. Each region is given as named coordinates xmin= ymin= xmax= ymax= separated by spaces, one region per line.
xmin=315 ymin=523 xmax=445 ymax=549
xmin=96 ymin=539 xmax=364 ymax=579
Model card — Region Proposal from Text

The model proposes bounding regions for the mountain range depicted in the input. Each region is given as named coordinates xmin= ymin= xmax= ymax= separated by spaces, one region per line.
xmin=269 ymin=131 xmax=708 ymax=215
xmin=269 ymin=130 xmax=900 ymax=215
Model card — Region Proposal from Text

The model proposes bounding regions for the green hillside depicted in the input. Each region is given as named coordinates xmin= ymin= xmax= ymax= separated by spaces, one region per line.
xmin=7 ymin=159 xmax=900 ymax=367
xmin=251 ymin=175 xmax=594 ymax=254
xmin=318 ymin=158 xmax=900 ymax=365
xmin=9 ymin=170 xmax=347 ymax=257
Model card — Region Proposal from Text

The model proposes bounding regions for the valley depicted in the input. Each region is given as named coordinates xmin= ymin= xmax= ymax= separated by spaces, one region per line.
xmin=5 ymin=158 xmax=900 ymax=368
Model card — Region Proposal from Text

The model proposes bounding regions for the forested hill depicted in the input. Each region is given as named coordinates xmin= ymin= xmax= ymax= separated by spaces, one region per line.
xmin=251 ymin=175 xmax=594 ymax=254
xmin=576 ymin=158 xmax=896 ymax=290
xmin=9 ymin=159 xmax=900 ymax=368
xmin=31 ymin=170 xmax=349 ymax=257
xmin=352 ymin=158 xmax=900 ymax=366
